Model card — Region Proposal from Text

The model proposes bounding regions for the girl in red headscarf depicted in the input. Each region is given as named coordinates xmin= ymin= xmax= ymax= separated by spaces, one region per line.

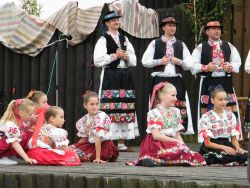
xmin=0 ymin=99 xmax=37 ymax=165
xmin=127 ymin=82 xmax=206 ymax=167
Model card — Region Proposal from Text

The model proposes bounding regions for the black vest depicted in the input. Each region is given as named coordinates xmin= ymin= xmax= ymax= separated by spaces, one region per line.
xmin=200 ymin=41 xmax=231 ymax=76
xmin=103 ymin=33 xmax=127 ymax=69
xmin=153 ymin=38 xmax=183 ymax=73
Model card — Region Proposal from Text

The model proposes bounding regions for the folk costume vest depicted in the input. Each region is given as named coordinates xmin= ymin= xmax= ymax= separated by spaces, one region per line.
xmin=153 ymin=38 xmax=183 ymax=73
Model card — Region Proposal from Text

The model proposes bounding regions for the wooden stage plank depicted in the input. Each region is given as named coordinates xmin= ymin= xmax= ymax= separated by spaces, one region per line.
xmin=0 ymin=144 xmax=248 ymax=187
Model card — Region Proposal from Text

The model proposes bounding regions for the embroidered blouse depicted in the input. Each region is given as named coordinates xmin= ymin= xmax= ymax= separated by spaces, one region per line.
xmin=199 ymin=110 xmax=240 ymax=142
xmin=192 ymin=39 xmax=241 ymax=75
xmin=76 ymin=111 xmax=112 ymax=143
xmin=94 ymin=32 xmax=136 ymax=68
xmin=142 ymin=36 xmax=194 ymax=77
xmin=31 ymin=124 xmax=69 ymax=149
xmin=146 ymin=105 xmax=184 ymax=137
xmin=0 ymin=121 xmax=25 ymax=144
xmin=245 ymin=50 xmax=250 ymax=74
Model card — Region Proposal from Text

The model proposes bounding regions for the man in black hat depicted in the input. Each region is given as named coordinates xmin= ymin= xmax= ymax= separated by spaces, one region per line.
xmin=191 ymin=21 xmax=242 ymax=142
xmin=142 ymin=16 xmax=194 ymax=135
xmin=94 ymin=11 xmax=139 ymax=152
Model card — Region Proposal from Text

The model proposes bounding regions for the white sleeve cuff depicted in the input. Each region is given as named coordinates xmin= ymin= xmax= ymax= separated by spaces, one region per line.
xmin=6 ymin=138 xmax=21 ymax=144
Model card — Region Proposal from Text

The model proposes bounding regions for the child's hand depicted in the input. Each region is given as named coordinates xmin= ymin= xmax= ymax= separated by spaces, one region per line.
xmin=93 ymin=159 xmax=107 ymax=163
xmin=177 ymin=140 xmax=184 ymax=145
xmin=60 ymin=145 xmax=68 ymax=151
xmin=25 ymin=158 xmax=37 ymax=164
xmin=236 ymin=147 xmax=247 ymax=154
xmin=223 ymin=146 xmax=237 ymax=155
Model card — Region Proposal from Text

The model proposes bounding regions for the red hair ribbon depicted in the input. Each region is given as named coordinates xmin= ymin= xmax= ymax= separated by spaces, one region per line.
xmin=31 ymin=104 xmax=50 ymax=147
xmin=150 ymin=82 xmax=168 ymax=110
xmin=13 ymin=99 xmax=25 ymax=130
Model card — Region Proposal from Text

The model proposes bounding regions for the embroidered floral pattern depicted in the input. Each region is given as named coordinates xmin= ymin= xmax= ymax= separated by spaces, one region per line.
xmin=1 ymin=122 xmax=22 ymax=143
xmin=76 ymin=111 xmax=112 ymax=143
xmin=210 ymin=41 xmax=225 ymax=73
xmin=100 ymin=102 xmax=135 ymax=110
xmin=175 ymin=100 xmax=186 ymax=107
xmin=201 ymin=95 xmax=209 ymax=104
xmin=199 ymin=110 xmax=239 ymax=139
xmin=109 ymin=113 xmax=135 ymax=123
xmin=101 ymin=89 xmax=135 ymax=99
xmin=146 ymin=106 xmax=184 ymax=135
xmin=201 ymin=64 xmax=207 ymax=72
xmin=201 ymin=93 xmax=236 ymax=106
xmin=227 ymin=93 xmax=237 ymax=103
xmin=135 ymin=153 xmax=206 ymax=167
xmin=37 ymin=124 xmax=70 ymax=148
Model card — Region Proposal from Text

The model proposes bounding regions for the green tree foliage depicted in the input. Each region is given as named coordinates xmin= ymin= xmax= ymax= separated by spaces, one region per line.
xmin=19 ymin=0 xmax=42 ymax=17
xmin=182 ymin=0 xmax=233 ymax=44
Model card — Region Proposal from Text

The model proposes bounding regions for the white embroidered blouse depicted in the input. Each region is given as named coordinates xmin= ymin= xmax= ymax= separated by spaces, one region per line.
xmin=0 ymin=121 xmax=24 ymax=144
xmin=30 ymin=124 xmax=70 ymax=149
xmin=142 ymin=36 xmax=194 ymax=77
xmin=146 ymin=105 xmax=184 ymax=137
xmin=76 ymin=111 xmax=112 ymax=143
xmin=192 ymin=39 xmax=241 ymax=76
xmin=245 ymin=50 xmax=250 ymax=74
xmin=94 ymin=32 xmax=136 ymax=68
xmin=199 ymin=110 xmax=240 ymax=142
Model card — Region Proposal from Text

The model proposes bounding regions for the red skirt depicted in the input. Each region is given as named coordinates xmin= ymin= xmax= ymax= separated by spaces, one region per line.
xmin=127 ymin=134 xmax=206 ymax=166
xmin=0 ymin=130 xmax=33 ymax=158
xmin=27 ymin=148 xmax=81 ymax=166
xmin=73 ymin=140 xmax=119 ymax=162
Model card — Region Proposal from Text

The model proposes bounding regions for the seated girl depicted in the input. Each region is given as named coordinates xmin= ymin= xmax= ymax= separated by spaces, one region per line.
xmin=199 ymin=88 xmax=247 ymax=166
xmin=71 ymin=91 xmax=119 ymax=163
xmin=127 ymin=82 xmax=206 ymax=167
xmin=27 ymin=106 xmax=80 ymax=166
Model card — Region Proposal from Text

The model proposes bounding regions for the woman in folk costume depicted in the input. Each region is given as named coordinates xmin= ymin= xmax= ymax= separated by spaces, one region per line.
xmin=142 ymin=16 xmax=194 ymax=135
xmin=199 ymin=88 xmax=247 ymax=166
xmin=127 ymin=82 xmax=206 ymax=167
xmin=27 ymin=106 xmax=81 ymax=166
xmin=245 ymin=50 xmax=250 ymax=129
xmin=94 ymin=11 xmax=139 ymax=151
xmin=192 ymin=21 xmax=242 ymax=142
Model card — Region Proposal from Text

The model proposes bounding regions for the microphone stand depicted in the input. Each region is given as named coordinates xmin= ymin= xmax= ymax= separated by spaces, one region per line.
xmin=45 ymin=34 xmax=70 ymax=106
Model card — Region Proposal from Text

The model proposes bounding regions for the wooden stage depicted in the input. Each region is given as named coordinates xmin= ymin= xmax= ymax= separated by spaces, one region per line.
xmin=0 ymin=144 xmax=249 ymax=188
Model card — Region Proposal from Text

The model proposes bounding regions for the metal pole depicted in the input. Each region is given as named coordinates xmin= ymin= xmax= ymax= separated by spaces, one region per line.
xmin=55 ymin=50 xmax=58 ymax=106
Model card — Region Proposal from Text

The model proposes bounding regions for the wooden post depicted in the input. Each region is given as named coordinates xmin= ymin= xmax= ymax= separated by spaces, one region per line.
xmin=68 ymin=175 xmax=85 ymax=188
xmin=86 ymin=176 xmax=103 ymax=188
xmin=20 ymin=174 xmax=35 ymax=188
xmin=103 ymin=177 xmax=121 ymax=188
xmin=121 ymin=177 xmax=139 ymax=188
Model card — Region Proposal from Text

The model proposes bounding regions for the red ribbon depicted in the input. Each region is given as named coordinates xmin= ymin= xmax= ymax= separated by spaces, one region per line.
xmin=31 ymin=104 xmax=50 ymax=147
xmin=148 ymin=120 xmax=163 ymax=127
xmin=95 ymin=127 xmax=108 ymax=132
xmin=200 ymin=130 xmax=210 ymax=145
xmin=13 ymin=99 xmax=25 ymax=130
xmin=150 ymin=82 xmax=168 ymax=110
